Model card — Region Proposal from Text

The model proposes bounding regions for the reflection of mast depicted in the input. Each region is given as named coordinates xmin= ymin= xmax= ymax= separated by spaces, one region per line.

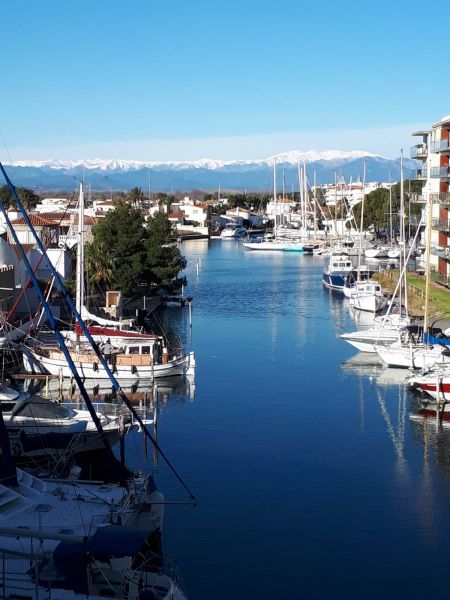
xmin=359 ymin=378 xmax=365 ymax=433
xmin=375 ymin=386 xmax=408 ymax=473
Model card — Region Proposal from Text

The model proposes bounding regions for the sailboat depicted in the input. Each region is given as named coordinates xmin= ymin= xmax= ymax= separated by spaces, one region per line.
xmin=243 ymin=164 xmax=303 ymax=252
xmin=345 ymin=162 xmax=387 ymax=313
xmin=0 ymin=163 xmax=191 ymax=599
xmin=375 ymin=155 xmax=445 ymax=369
xmin=22 ymin=184 xmax=195 ymax=381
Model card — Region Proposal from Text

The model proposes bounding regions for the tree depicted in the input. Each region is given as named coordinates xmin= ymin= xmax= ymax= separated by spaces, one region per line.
xmin=143 ymin=213 xmax=186 ymax=289
xmin=0 ymin=185 xmax=39 ymax=210
xmin=86 ymin=204 xmax=186 ymax=296
xmin=127 ymin=187 xmax=145 ymax=209
xmin=86 ymin=201 xmax=147 ymax=296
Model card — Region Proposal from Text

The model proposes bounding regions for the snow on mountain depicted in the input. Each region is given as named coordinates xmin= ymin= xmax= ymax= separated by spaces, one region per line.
xmin=6 ymin=150 xmax=381 ymax=173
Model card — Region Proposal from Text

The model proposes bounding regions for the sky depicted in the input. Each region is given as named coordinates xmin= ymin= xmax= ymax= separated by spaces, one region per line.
xmin=0 ymin=0 xmax=448 ymax=162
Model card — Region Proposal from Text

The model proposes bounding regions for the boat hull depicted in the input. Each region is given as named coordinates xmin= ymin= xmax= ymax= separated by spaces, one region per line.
xmin=23 ymin=348 xmax=192 ymax=380
xmin=322 ymin=272 xmax=352 ymax=290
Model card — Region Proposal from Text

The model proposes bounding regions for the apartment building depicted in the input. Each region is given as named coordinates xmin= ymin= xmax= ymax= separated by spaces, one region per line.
xmin=411 ymin=114 xmax=450 ymax=282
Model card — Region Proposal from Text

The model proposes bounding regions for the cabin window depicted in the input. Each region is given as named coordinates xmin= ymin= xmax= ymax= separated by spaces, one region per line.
xmin=142 ymin=346 xmax=151 ymax=355
xmin=129 ymin=347 xmax=140 ymax=355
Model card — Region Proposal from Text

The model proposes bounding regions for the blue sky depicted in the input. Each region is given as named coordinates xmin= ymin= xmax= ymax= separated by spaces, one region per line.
xmin=1 ymin=0 xmax=448 ymax=161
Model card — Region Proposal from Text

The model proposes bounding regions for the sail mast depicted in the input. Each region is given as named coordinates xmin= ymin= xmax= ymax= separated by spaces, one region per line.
xmin=75 ymin=183 xmax=84 ymax=317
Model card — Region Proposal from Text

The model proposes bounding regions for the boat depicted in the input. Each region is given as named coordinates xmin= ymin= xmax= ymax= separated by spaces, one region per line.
xmin=220 ymin=222 xmax=247 ymax=239
xmin=243 ymin=165 xmax=303 ymax=252
xmin=364 ymin=245 xmax=389 ymax=259
xmin=0 ymin=524 xmax=187 ymax=600
xmin=322 ymin=252 xmax=355 ymax=290
xmin=1 ymin=393 xmax=135 ymax=457
xmin=349 ymin=280 xmax=386 ymax=312
xmin=24 ymin=184 xmax=195 ymax=380
xmin=22 ymin=340 xmax=194 ymax=380
xmin=340 ymin=312 xmax=410 ymax=353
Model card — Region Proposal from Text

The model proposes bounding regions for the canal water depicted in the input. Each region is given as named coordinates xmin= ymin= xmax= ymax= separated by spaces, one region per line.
xmin=128 ymin=240 xmax=450 ymax=599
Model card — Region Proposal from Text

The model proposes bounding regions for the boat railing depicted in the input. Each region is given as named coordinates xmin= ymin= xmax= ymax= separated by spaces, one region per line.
xmin=0 ymin=549 xmax=53 ymax=598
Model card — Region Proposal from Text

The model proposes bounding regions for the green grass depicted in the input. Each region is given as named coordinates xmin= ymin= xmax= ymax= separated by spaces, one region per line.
xmin=406 ymin=274 xmax=450 ymax=317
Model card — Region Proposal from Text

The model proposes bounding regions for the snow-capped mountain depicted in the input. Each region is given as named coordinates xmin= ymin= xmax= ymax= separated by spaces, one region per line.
xmin=1 ymin=151 xmax=414 ymax=191
xmin=7 ymin=150 xmax=377 ymax=172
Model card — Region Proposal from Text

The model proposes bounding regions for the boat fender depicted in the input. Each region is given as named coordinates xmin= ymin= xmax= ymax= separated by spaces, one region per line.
xmin=93 ymin=362 xmax=98 ymax=372
xmin=131 ymin=365 xmax=137 ymax=374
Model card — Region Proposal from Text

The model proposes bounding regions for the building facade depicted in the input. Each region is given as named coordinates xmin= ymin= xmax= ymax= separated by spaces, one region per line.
xmin=411 ymin=114 xmax=450 ymax=281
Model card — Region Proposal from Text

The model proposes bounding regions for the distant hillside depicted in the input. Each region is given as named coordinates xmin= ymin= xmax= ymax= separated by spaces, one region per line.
xmin=1 ymin=152 xmax=416 ymax=192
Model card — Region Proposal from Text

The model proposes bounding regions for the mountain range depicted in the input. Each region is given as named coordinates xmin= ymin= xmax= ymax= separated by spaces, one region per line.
xmin=1 ymin=151 xmax=416 ymax=192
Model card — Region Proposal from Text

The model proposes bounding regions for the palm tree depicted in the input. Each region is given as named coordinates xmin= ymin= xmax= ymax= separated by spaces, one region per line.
xmin=85 ymin=242 xmax=114 ymax=295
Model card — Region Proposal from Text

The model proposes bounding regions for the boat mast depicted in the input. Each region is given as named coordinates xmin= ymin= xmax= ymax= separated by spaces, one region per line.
xmin=423 ymin=153 xmax=432 ymax=335
xmin=273 ymin=163 xmax=277 ymax=238
xmin=313 ymin=170 xmax=317 ymax=240
xmin=75 ymin=183 xmax=85 ymax=318
xmin=389 ymin=171 xmax=393 ymax=244
xmin=400 ymin=150 xmax=408 ymax=316
xmin=357 ymin=161 xmax=366 ymax=274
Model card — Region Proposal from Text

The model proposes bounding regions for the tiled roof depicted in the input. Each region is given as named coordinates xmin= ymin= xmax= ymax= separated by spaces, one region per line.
xmin=10 ymin=244 xmax=35 ymax=262
xmin=9 ymin=214 xmax=58 ymax=227
xmin=36 ymin=212 xmax=72 ymax=222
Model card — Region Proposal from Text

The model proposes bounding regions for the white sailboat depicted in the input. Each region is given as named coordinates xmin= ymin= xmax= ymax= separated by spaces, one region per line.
xmin=243 ymin=164 xmax=303 ymax=252
xmin=346 ymin=162 xmax=387 ymax=313
xmin=23 ymin=184 xmax=195 ymax=381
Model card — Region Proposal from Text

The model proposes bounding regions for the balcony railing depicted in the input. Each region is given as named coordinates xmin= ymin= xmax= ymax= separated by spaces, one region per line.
xmin=410 ymin=144 xmax=428 ymax=159
xmin=430 ymin=192 xmax=450 ymax=205
xmin=431 ymin=139 xmax=450 ymax=153
xmin=410 ymin=193 xmax=425 ymax=203
xmin=430 ymin=246 xmax=450 ymax=259
xmin=430 ymin=166 xmax=450 ymax=178
xmin=432 ymin=218 xmax=450 ymax=232
xmin=411 ymin=168 xmax=427 ymax=179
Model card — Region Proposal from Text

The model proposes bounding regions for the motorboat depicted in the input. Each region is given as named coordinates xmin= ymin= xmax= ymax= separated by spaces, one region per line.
xmin=349 ymin=280 xmax=386 ymax=313
xmin=219 ymin=223 xmax=247 ymax=239
xmin=364 ymin=245 xmax=389 ymax=259
xmin=322 ymin=252 xmax=355 ymax=290
xmin=340 ymin=312 xmax=410 ymax=353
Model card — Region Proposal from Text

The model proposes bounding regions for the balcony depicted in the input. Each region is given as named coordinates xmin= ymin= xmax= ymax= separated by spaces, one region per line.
xmin=430 ymin=166 xmax=450 ymax=178
xmin=430 ymin=192 xmax=450 ymax=206
xmin=411 ymin=168 xmax=427 ymax=179
xmin=430 ymin=246 xmax=450 ymax=259
xmin=410 ymin=193 xmax=425 ymax=203
xmin=432 ymin=218 xmax=450 ymax=232
xmin=431 ymin=139 xmax=450 ymax=153
xmin=410 ymin=144 xmax=428 ymax=159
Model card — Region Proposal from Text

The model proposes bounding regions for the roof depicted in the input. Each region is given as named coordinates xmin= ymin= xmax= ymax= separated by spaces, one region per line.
xmin=35 ymin=212 xmax=72 ymax=222
xmin=9 ymin=214 xmax=59 ymax=227
xmin=72 ymin=215 xmax=98 ymax=226
xmin=10 ymin=244 xmax=34 ymax=261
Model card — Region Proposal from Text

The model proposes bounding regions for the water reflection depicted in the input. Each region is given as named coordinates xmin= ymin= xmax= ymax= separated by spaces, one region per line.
xmin=23 ymin=373 xmax=195 ymax=407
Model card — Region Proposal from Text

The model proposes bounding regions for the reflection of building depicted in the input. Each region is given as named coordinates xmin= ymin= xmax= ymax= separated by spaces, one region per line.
xmin=411 ymin=115 xmax=450 ymax=282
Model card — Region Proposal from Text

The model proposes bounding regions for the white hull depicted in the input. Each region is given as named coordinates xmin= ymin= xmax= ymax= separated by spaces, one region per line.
xmin=340 ymin=329 xmax=401 ymax=353
xmin=376 ymin=344 xmax=449 ymax=369
xmin=23 ymin=348 xmax=193 ymax=380
xmin=350 ymin=294 xmax=386 ymax=313
xmin=243 ymin=240 xmax=303 ymax=251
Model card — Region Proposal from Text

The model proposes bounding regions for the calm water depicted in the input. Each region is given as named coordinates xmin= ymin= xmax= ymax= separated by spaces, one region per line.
xmin=127 ymin=240 xmax=450 ymax=599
